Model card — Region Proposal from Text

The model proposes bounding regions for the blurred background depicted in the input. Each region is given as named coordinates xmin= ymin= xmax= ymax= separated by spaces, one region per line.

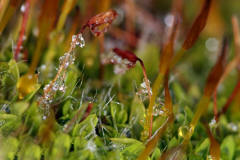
xmin=1 ymin=0 xmax=240 ymax=159
xmin=1 ymin=0 xmax=240 ymax=127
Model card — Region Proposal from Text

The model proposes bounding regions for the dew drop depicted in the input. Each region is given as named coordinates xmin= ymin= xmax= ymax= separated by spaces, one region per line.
xmin=71 ymin=34 xmax=85 ymax=48
xmin=207 ymin=155 xmax=213 ymax=160
xmin=205 ymin=38 xmax=219 ymax=52
xmin=59 ymin=85 xmax=65 ymax=92
xmin=42 ymin=115 xmax=47 ymax=120
xmin=153 ymin=104 xmax=164 ymax=116
xmin=40 ymin=64 xmax=46 ymax=70
xmin=20 ymin=4 xmax=26 ymax=13
xmin=63 ymin=124 xmax=68 ymax=131
xmin=164 ymin=14 xmax=174 ymax=27
xmin=209 ymin=118 xmax=217 ymax=128
xmin=27 ymin=74 xmax=33 ymax=79
xmin=114 ymin=64 xmax=128 ymax=74
xmin=33 ymin=27 xmax=39 ymax=36
xmin=227 ymin=123 xmax=238 ymax=132
xmin=87 ymin=141 xmax=96 ymax=152
xmin=22 ymin=35 xmax=27 ymax=41
xmin=72 ymin=35 xmax=77 ymax=42
xmin=178 ymin=126 xmax=189 ymax=138
xmin=137 ymin=79 xmax=153 ymax=100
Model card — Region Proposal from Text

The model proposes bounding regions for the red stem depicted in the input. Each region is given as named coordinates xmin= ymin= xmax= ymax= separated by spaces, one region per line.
xmin=14 ymin=0 xmax=30 ymax=61
xmin=138 ymin=58 xmax=151 ymax=100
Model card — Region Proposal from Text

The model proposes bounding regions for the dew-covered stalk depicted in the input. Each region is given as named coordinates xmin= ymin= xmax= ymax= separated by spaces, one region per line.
xmin=138 ymin=74 xmax=173 ymax=160
xmin=144 ymin=14 xmax=178 ymax=138
xmin=39 ymin=9 xmax=118 ymax=117
xmin=145 ymin=73 xmax=164 ymax=137
xmin=138 ymin=59 xmax=152 ymax=101
xmin=38 ymin=33 xmax=85 ymax=115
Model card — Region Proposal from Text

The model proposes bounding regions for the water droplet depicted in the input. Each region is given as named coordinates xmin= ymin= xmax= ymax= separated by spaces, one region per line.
xmin=71 ymin=34 xmax=85 ymax=48
xmin=59 ymin=54 xmax=66 ymax=64
xmin=114 ymin=64 xmax=128 ymax=74
xmin=42 ymin=115 xmax=47 ymax=120
xmin=20 ymin=4 xmax=26 ymax=12
xmin=205 ymin=38 xmax=219 ymax=52
xmin=153 ymin=104 xmax=164 ymax=116
xmin=207 ymin=155 xmax=213 ymax=160
xmin=137 ymin=79 xmax=153 ymax=101
xmin=103 ymin=110 xmax=108 ymax=116
xmin=100 ymin=53 xmax=110 ymax=64
xmin=72 ymin=35 xmax=77 ymax=42
xmin=178 ymin=126 xmax=189 ymax=138
xmin=43 ymin=84 xmax=50 ymax=92
xmin=27 ymin=74 xmax=33 ymax=79
xmin=52 ymin=83 xmax=59 ymax=91
xmin=227 ymin=123 xmax=238 ymax=132
xmin=59 ymin=85 xmax=65 ymax=92
xmin=209 ymin=118 xmax=217 ymax=128
xmin=33 ymin=27 xmax=39 ymax=36
xmin=112 ymin=144 xmax=117 ymax=148
xmin=63 ymin=124 xmax=68 ymax=130
xmin=87 ymin=141 xmax=96 ymax=152
xmin=22 ymin=35 xmax=27 ymax=41
xmin=164 ymin=14 xmax=174 ymax=27
xmin=104 ymin=17 xmax=110 ymax=23
xmin=40 ymin=65 xmax=46 ymax=70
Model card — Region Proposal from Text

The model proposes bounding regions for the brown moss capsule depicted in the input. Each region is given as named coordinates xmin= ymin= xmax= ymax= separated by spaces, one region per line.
xmin=113 ymin=48 xmax=138 ymax=65
xmin=81 ymin=9 xmax=118 ymax=36
xmin=111 ymin=48 xmax=152 ymax=101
